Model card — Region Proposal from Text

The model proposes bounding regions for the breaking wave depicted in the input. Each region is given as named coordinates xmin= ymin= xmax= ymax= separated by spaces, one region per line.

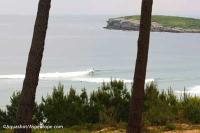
xmin=0 ymin=69 xmax=154 ymax=84
xmin=175 ymin=85 xmax=200 ymax=96
xmin=70 ymin=77 xmax=154 ymax=84
xmin=0 ymin=69 xmax=94 ymax=79
xmin=187 ymin=85 xmax=200 ymax=95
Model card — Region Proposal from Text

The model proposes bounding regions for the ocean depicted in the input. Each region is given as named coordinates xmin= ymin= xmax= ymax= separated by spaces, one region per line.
xmin=0 ymin=15 xmax=200 ymax=107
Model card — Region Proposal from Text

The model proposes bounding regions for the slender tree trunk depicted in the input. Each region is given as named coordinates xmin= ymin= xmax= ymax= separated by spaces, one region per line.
xmin=14 ymin=0 xmax=51 ymax=133
xmin=127 ymin=0 xmax=153 ymax=132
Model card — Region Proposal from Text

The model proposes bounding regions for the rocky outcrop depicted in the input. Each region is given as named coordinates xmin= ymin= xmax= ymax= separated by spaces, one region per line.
xmin=105 ymin=18 xmax=200 ymax=33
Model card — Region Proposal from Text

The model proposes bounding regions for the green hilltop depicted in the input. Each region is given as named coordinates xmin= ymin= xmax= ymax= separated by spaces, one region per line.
xmin=122 ymin=15 xmax=200 ymax=30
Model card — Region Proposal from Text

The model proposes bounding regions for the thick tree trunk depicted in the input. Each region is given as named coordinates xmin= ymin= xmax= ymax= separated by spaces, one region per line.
xmin=127 ymin=0 xmax=153 ymax=133
xmin=14 ymin=0 xmax=51 ymax=133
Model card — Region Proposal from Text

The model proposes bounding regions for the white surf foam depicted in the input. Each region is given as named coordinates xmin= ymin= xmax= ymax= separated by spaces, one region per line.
xmin=187 ymin=85 xmax=200 ymax=95
xmin=0 ymin=69 xmax=94 ymax=79
xmin=70 ymin=77 xmax=154 ymax=84
xmin=0 ymin=74 xmax=25 ymax=79
xmin=0 ymin=69 xmax=154 ymax=84
xmin=175 ymin=85 xmax=200 ymax=96
xmin=70 ymin=77 xmax=131 ymax=83
xmin=145 ymin=78 xmax=155 ymax=83
xmin=39 ymin=69 xmax=94 ymax=79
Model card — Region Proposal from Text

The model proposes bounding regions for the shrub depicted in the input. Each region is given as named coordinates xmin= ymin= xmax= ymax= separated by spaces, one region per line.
xmin=41 ymin=84 xmax=89 ymax=126
xmin=4 ymin=81 xmax=200 ymax=129
xmin=183 ymin=97 xmax=200 ymax=123
xmin=41 ymin=83 xmax=68 ymax=125
xmin=6 ymin=92 xmax=21 ymax=125
xmin=2 ymin=92 xmax=42 ymax=126
xmin=144 ymin=83 xmax=176 ymax=125
xmin=164 ymin=123 xmax=176 ymax=131
xmin=90 ymin=80 xmax=130 ymax=124
xmin=0 ymin=109 xmax=7 ymax=130
xmin=40 ymin=80 xmax=130 ymax=126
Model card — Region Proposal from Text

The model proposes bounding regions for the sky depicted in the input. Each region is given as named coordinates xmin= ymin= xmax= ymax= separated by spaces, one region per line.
xmin=0 ymin=0 xmax=199 ymax=18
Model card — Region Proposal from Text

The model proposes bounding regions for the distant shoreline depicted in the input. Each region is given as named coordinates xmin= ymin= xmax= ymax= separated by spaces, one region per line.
xmin=105 ymin=15 xmax=200 ymax=33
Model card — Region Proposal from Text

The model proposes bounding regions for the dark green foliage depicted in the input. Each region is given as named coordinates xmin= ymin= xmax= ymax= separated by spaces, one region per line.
xmin=4 ymin=92 xmax=44 ymax=125
xmin=0 ymin=91 xmax=42 ymax=130
xmin=41 ymin=80 xmax=130 ymax=127
xmin=2 ymin=81 xmax=200 ymax=129
xmin=0 ymin=109 xmax=7 ymax=130
xmin=143 ymin=83 xmax=200 ymax=125
xmin=182 ymin=97 xmax=200 ymax=123
xmin=6 ymin=92 xmax=21 ymax=125
xmin=144 ymin=83 xmax=175 ymax=125
xmin=41 ymin=84 xmax=89 ymax=126
xmin=65 ymin=88 xmax=84 ymax=126
xmin=80 ymin=88 xmax=88 ymax=104
xmin=0 ymin=92 xmax=21 ymax=131
xmin=41 ymin=83 xmax=67 ymax=125
xmin=90 ymin=80 xmax=130 ymax=124
xmin=144 ymin=83 xmax=180 ymax=125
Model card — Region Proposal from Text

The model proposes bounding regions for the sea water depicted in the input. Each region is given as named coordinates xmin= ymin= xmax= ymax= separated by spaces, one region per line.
xmin=0 ymin=15 xmax=200 ymax=107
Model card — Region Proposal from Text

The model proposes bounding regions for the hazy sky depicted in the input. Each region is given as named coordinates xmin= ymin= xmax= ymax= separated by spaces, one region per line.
xmin=0 ymin=0 xmax=199 ymax=17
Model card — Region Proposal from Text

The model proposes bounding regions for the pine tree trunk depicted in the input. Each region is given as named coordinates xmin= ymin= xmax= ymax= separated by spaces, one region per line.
xmin=127 ymin=0 xmax=153 ymax=132
xmin=14 ymin=0 xmax=51 ymax=133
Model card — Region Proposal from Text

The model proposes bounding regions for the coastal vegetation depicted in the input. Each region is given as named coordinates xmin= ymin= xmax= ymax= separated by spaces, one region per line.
xmin=1 ymin=0 xmax=198 ymax=132
xmin=1 ymin=81 xmax=200 ymax=132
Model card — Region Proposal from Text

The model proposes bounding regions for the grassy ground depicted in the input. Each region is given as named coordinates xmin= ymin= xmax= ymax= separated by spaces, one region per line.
xmin=1 ymin=124 xmax=125 ymax=133
xmin=2 ymin=128 xmax=90 ymax=133
xmin=122 ymin=15 xmax=200 ymax=29
xmin=2 ymin=124 xmax=200 ymax=133
xmin=2 ymin=129 xmax=90 ymax=133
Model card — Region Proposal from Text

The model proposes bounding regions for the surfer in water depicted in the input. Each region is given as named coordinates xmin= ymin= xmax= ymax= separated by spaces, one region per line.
xmin=90 ymin=68 xmax=95 ymax=76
